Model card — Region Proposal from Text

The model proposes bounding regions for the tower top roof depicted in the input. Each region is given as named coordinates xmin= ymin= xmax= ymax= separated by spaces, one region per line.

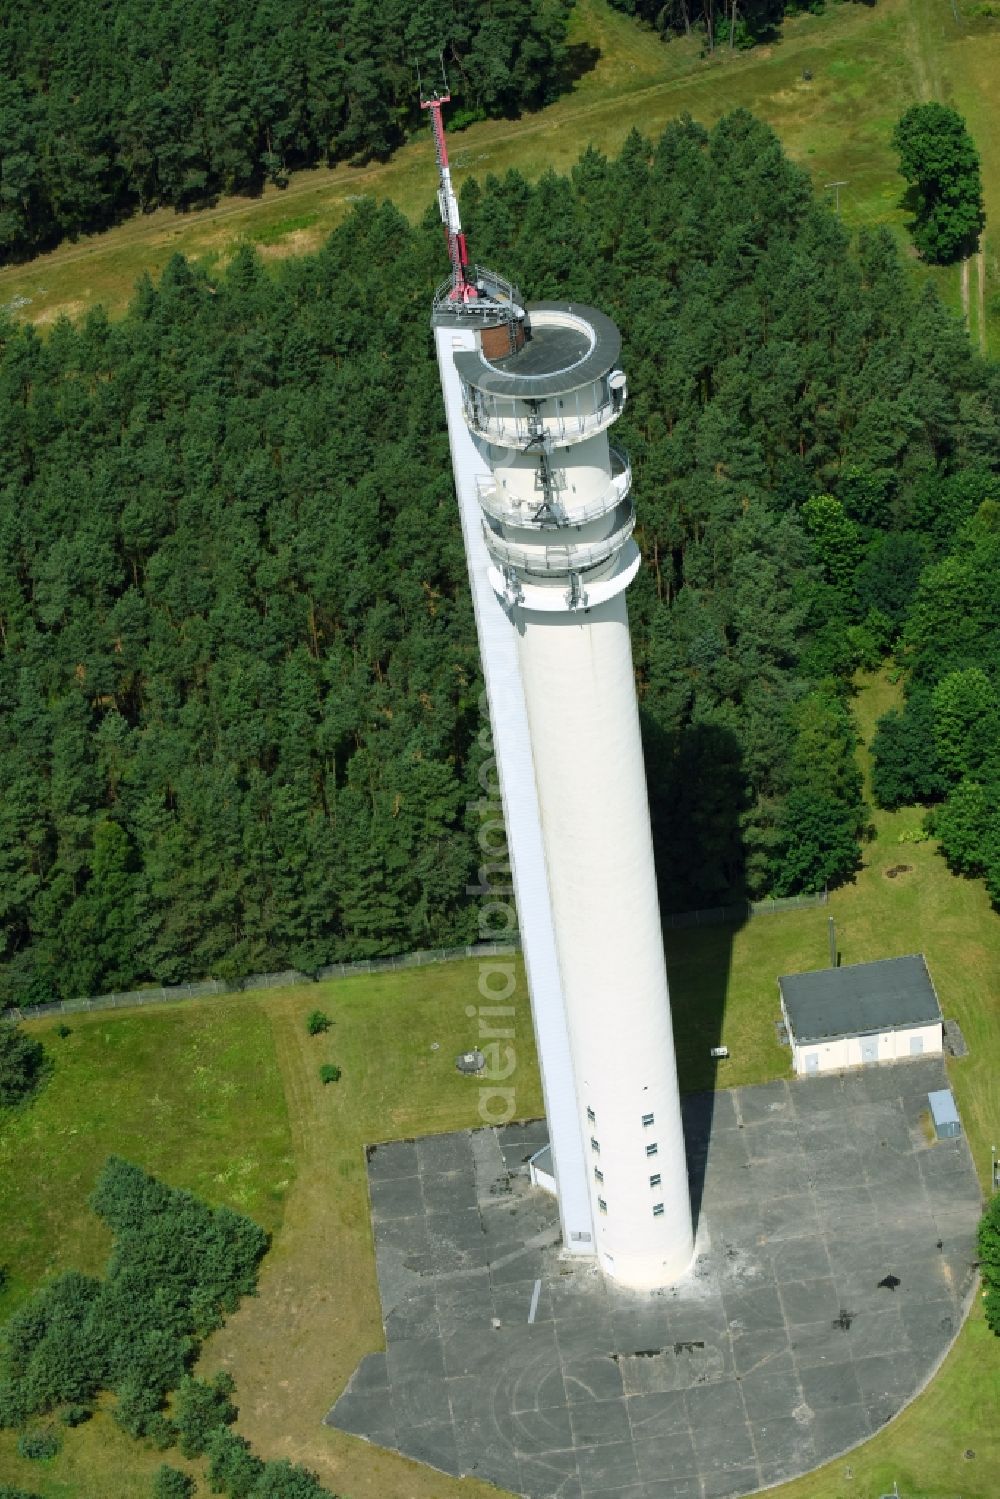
xmin=454 ymin=303 xmax=621 ymax=399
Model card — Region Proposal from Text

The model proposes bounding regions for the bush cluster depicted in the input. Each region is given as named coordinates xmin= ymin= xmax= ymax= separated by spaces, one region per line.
xmin=0 ymin=1158 xmax=267 ymax=1435
xmin=0 ymin=1026 xmax=46 ymax=1107
xmin=16 ymin=1428 xmax=60 ymax=1460
xmin=979 ymin=1192 xmax=1000 ymax=1335
xmin=151 ymin=1467 xmax=195 ymax=1499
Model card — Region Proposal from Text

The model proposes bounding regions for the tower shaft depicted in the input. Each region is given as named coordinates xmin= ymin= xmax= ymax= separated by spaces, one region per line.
xmin=427 ymin=101 xmax=692 ymax=1289
xmin=517 ymin=597 xmax=692 ymax=1283
xmin=434 ymin=312 xmax=596 ymax=1255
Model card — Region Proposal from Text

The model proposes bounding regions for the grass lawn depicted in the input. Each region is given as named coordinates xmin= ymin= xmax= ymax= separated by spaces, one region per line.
xmin=2 ymin=674 xmax=998 ymax=1498
xmin=0 ymin=996 xmax=295 ymax=1495
xmin=0 ymin=0 xmax=997 ymax=351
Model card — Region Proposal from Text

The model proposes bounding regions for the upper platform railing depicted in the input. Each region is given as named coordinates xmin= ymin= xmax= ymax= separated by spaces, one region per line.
xmin=476 ymin=448 xmax=631 ymax=531
xmin=481 ymin=498 xmax=636 ymax=578
xmin=464 ymin=396 xmax=621 ymax=449
xmin=432 ymin=264 xmax=524 ymax=320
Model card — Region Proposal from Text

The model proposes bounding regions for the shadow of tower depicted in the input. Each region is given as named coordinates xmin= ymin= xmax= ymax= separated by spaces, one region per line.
xmin=643 ymin=715 xmax=750 ymax=1232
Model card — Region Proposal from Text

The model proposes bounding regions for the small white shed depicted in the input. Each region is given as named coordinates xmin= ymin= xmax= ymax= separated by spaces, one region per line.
xmin=779 ymin=953 xmax=943 ymax=1077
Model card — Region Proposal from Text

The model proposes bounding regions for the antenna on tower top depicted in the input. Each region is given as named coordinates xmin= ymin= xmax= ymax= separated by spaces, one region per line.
xmin=420 ymin=57 xmax=476 ymax=304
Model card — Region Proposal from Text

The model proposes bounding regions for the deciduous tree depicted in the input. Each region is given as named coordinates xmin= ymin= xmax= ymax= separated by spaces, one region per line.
xmin=893 ymin=103 xmax=986 ymax=264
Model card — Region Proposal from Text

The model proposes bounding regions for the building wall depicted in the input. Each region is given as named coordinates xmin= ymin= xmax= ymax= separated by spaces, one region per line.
xmin=791 ymin=1021 xmax=943 ymax=1076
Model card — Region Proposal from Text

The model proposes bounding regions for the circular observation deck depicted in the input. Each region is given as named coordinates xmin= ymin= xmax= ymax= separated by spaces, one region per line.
xmin=457 ymin=304 xmax=627 ymax=450
xmin=454 ymin=303 xmax=621 ymax=399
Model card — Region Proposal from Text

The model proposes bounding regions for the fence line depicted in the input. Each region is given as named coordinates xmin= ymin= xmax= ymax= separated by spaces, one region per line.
xmin=662 ymin=889 xmax=828 ymax=930
xmin=2 ymin=942 xmax=518 ymax=1024
xmin=3 ymin=889 xmax=828 ymax=1024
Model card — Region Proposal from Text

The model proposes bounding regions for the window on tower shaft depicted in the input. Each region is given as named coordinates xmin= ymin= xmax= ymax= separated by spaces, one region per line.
xmin=598 ymin=1198 xmax=608 ymax=1214
xmin=653 ymin=1203 xmax=664 ymax=1218
xmin=594 ymin=1168 xmax=604 ymax=1184
xmin=586 ymin=1106 xmax=596 ymax=1123
xmin=590 ymin=1137 xmax=600 ymax=1154
xmin=649 ymin=1173 xmax=661 ymax=1188
xmin=642 ymin=1113 xmax=654 ymax=1127
xmin=645 ymin=1143 xmax=658 ymax=1157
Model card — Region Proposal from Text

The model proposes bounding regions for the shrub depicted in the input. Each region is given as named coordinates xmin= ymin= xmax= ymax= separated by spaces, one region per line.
xmin=306 ymin=1010 xmax=331 ymax=1036
xmin=55 ymin=1023 xmax=72 ymax=1039
xmin=319 ymin=1064 xmax=342 ymax=1085
xmin=115 ymin=1371 xmax=173 ymax=1440
xmin=16 ymin=1428 xmax=60 ymax=1460
xmin=59 ymin=1403 xmax=92 ymax=1426
xmin=0 ymin=1486 xmax=43 ymax=1499
xmin=249 ymin=1458 xmax=332 ymax=1497
xmin=175 ymin=1371 xmax=237 ymax=1458
xmin=206 ymin=1428 xmax=265 ymax=1496
xmin=152 ymin=1466 xmax=196 ymax=1499
xmin=0 ymin=1025 xmax=46 ymax=1106
xmin=979 ymin=1192 xmax=1000 ymax=1334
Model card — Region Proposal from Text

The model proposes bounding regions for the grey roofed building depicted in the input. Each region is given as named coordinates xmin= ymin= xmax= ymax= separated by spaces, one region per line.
xmin=779 ymin=953 xmax=941 ymax=1043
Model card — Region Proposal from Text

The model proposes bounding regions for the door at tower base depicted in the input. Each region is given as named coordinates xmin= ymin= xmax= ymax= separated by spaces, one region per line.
xmin=528 ymin=1144 xmax=558 ymax=1195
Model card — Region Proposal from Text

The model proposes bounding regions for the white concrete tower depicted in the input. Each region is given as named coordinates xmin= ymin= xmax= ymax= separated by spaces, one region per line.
xmin=425 ymin=92 xmax=693 ymax=1289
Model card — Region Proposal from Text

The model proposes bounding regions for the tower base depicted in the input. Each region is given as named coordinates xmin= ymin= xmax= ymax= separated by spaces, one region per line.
xmin=330 ymin=1060 xmax=979 ymax=1498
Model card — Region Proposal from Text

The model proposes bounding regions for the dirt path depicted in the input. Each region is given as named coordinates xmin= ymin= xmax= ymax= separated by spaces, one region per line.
xmin=203 ymin=998 xmax=380 ymax=1484
xmin=978 ymin=245 xmax=988 ymax=354
xmin=202 ymin=995 xmax=501 ymax=1498
xmin=961 ymin=255 xmax=971 ymax=329
xmin=903 ymin=0 xmax=937 ymax=103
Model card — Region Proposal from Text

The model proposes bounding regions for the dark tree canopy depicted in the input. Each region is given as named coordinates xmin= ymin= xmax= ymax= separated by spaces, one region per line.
xmin=0 ymin=112 xmax=997 ymax=1005
xmin=0 ymin=1024 xmax=46 ymax=1106
xmin=872 ymin=503 xmax=1000 ymax=902
xmin=607 ymin=0 xmax=864 ymax=51
xmin=0 ymin=0 xmax=574 ymax=261
xmin=892 ymin=102 xmax=986 ymax=264
xmin=151 ymin=1470 xmax=195 ymax=1499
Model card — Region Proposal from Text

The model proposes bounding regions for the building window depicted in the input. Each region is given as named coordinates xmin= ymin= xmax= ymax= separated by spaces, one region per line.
xmin=597 ymin=1197 xmax=608 ymax=1214
xmin=586 ymin=1106 xmax=596 ymax=1123
xmin=652 ymin=1203 xmax=664 ymax=1218
xmin=645 ymin=1142 xmax=658 ymax=1157
xmin=642 ymin=1113 xmax=655 ymax=1127
xmin=649 ymin=1173 xmax=661 ymax=1188
xmin=590 ymin=1137 xmax=600 ymax=1154
xmin=594 ymin=1168 xmax=604 ymax=1184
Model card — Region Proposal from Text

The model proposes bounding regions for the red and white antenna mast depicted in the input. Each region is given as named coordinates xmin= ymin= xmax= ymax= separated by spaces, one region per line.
xmin=420 ymin=67 xmax=476 ymax=303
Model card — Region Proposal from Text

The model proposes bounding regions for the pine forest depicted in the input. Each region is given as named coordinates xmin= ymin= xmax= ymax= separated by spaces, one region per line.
xmin=0 ymin=112 xmax=998 ymax=1006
